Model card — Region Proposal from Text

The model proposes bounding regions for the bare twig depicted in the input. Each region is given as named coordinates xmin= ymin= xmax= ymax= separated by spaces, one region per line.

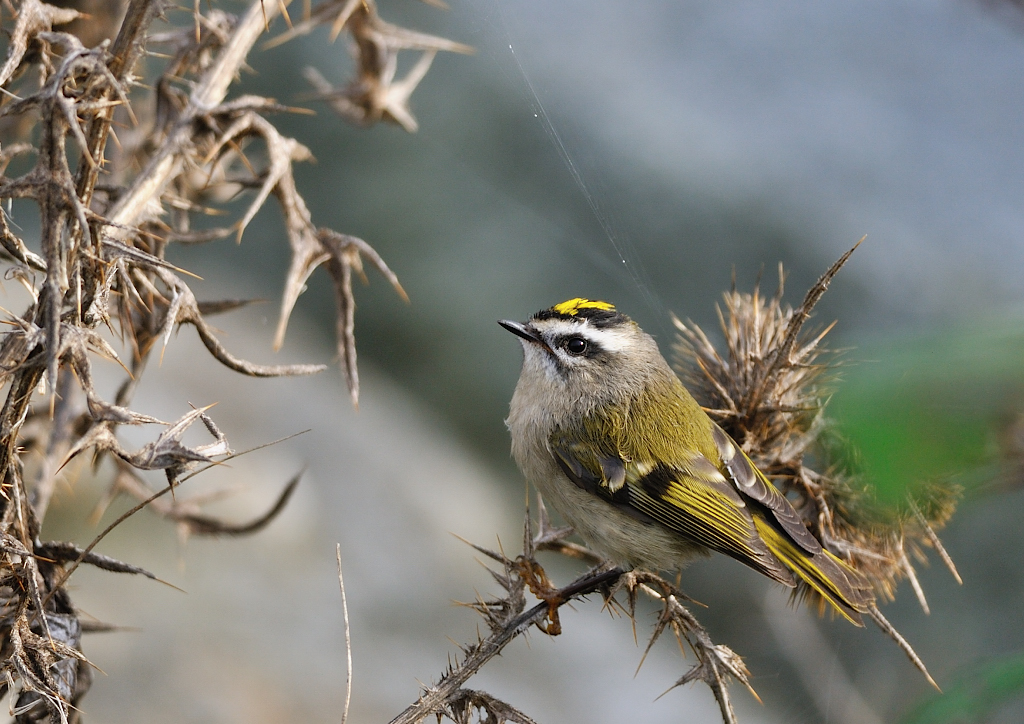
xmin=337 ymin=544 xmax=353 ymax=724
xmin=74 ymin=0 xmax=164 ymax=212
xmin=868 ymin=606 xmax=939 ymax=691
xmin=390 ymin=564 xmax=622 ymax=724
xmin=0 ymin=0 xmax=81 ymax=87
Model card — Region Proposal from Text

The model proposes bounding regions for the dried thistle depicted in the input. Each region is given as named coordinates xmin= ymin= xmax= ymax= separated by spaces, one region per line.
xmin=674 ymin=242 xmax=961 ymax=681
xmin=0 ymin=0 xmax=468 ymax=718
xmin=270 ymin=0 xmax=474 ymax=133
xmin=396 ymin=499 xmax=764 ymax=724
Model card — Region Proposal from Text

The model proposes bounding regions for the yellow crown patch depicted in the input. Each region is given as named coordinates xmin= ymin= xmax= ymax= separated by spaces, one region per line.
xmin=551 ymin=298 xmax=615 ymax=316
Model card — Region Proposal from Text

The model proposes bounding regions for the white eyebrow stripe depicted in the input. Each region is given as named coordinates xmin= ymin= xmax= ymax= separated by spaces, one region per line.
xmin=580 ymin=326 xmax=632 ymax=352
xmin=534 ymin=319 xmax=583 ymax=338
xmin=534 ymin=319 xmax=633 ymax=352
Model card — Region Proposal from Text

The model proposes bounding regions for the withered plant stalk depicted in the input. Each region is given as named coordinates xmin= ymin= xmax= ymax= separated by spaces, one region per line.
xmin=0 ymin=0 xmax=467 ymax=720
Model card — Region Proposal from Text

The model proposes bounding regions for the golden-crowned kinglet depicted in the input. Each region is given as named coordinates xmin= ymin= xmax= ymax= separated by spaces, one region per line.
xmin=500 ymin=298 xmax=871 ymax=624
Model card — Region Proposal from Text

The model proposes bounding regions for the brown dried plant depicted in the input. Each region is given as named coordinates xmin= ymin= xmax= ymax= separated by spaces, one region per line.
xmin=0 ymin=0 xmax=467 ymax=720
xmin=394 ymin=244 xmax=962 ymax=724
xmin=672 ymin=243 xmax=961 ymax=618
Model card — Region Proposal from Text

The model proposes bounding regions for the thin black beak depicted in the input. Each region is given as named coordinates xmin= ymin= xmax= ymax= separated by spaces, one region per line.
xmin=498 ymin=319 xmax=543 ymax=345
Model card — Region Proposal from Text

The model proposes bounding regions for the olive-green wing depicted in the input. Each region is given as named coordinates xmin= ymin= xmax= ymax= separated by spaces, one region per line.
xmin=551 ymin=419 xmax=871 ymax=624
xmin=550 ymin=434 xmax=796 ymax=586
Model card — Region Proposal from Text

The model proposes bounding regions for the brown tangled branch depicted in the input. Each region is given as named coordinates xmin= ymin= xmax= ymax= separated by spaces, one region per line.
xmin=0 ymin=0 xmax=468 ymax=718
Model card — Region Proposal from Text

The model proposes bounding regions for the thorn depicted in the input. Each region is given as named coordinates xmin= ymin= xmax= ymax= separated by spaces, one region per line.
xmin=868 ymin=605 xmax=940 ymax=691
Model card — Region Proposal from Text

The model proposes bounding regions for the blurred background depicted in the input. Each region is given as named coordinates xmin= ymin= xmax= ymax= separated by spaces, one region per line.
xmin=29 ymin=0 xmax=1024 ymax=722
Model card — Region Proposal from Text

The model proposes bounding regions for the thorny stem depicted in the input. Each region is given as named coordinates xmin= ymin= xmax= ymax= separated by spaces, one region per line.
xmin=0 ymin=367 xmax=44 ymax=547
xmin=29 ymin=369 xmax=77 ymax=520
xmin=106 ymin=0 xmax=292 ymax=236
xmin=388 ymin=567 xmax=624 ymax=724
xmin=6 ymin=0 xmax=256 ymax=529
xmin=74 ymin=0 xmax=163 ymax=214
xmin=0 ymin=0 xmax=463 ymax=719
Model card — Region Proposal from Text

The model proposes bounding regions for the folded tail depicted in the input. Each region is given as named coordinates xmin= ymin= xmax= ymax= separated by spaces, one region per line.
xmin=753 ymin=515 xmax=873 ymax=625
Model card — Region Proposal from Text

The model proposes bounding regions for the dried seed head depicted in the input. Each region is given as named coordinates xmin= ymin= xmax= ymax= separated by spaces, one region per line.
xmin=672 ymin=248 xmax=961 ymax=612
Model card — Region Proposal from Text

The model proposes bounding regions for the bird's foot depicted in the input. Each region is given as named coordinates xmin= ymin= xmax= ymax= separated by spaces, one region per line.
xmin=513 ymin=555 xmax=564 ymax=635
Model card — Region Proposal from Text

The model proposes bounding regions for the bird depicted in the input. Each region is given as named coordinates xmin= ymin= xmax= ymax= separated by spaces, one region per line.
xmin=499 ymin=297 xmax=872 ymax=624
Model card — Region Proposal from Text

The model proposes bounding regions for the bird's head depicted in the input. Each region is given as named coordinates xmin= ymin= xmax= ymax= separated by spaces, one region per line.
xmin=499 ymin=298 xmax=669 ymax=410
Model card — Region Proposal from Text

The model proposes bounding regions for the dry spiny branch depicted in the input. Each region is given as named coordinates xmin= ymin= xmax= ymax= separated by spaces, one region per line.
xmin=0 ymin=0 xmax=468 ymax=718
xmin=396 ymin=499 xmax=764 ymax=724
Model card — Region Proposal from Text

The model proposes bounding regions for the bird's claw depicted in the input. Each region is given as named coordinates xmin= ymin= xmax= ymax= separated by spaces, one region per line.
xmin=513 ymin=555 xmax=564 ymax=635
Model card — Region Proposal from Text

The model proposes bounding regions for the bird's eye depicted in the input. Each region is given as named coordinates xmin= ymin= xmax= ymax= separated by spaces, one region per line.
xmin=565 ymin=336 xmax=588 ymax=356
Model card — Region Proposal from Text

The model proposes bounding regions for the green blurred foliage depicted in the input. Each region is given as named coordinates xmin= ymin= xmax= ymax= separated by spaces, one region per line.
xmin=831 ymin=320 xmax=1024 ymax=508
xmin=831 ymin=323 xmax=1024 ymax=719
xmin=901 ymin=653 xmax=1024 ymax=724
